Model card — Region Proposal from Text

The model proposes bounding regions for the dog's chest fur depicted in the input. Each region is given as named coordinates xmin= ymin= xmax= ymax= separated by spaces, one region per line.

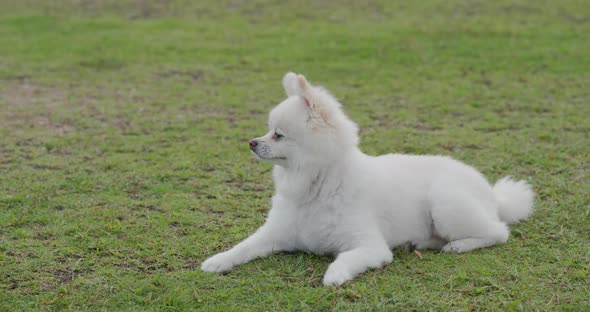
xmin=272 ymin=165 xmax=365 ymax=255
xmin=291 ymin=200 xmax=345 ymax=255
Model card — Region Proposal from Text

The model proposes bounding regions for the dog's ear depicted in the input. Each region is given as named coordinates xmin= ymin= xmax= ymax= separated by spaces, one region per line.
xmin=296 ymin=74 xmax=315 ymax=109
xmin=282 ymin=72 xmax=299 ymax=97
xmin=283 ymin=72 xmax=315 ymax=109
xmin=297 ymin=75 xmax=334 ymax=126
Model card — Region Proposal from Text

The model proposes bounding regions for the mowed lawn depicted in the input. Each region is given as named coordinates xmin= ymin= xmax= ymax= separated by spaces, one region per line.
xmin=0 ymin=0 xmax=588 ymax=310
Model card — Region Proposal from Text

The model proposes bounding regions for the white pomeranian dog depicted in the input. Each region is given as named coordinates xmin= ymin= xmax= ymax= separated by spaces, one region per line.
xmin=201 ymin=72 xmax=535 ymax=286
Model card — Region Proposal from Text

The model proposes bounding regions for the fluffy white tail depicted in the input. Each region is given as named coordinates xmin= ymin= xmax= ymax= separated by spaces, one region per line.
xmin=493 ymin=176 xmax=535 ymax=224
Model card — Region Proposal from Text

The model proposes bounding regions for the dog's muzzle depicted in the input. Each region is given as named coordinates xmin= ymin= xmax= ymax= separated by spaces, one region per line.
xmin=249 ymin=139 xmax=258 ymax=151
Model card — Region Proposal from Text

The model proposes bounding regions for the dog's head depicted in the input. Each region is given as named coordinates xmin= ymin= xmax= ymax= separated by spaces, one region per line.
xmin=249 ymin=72 xmax=359 ymax=167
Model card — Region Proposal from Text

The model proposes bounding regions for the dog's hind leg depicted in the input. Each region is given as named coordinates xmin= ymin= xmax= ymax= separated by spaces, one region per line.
xmin=429 ymin=187 xmax=509 ymax=253
xmin=441 ymin=233 xmax=508 ymax=253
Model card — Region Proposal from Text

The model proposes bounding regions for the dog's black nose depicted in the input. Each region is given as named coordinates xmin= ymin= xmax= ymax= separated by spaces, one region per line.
xmin=249 ymin=139 xmax=258 ymax=149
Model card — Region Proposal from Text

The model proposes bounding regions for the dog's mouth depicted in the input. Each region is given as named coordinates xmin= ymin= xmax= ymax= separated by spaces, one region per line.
xmin=251 ymin=151 xmax=286 ymax=161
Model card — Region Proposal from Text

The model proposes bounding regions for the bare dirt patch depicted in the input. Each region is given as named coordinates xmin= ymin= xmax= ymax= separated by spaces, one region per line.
xmin=1 ymin=80 xmax=76 ymax=135
xmin=2 ymin=80 xmax=66 ymax=111
xmin=155 ymin=70 xmax=203 ymax=82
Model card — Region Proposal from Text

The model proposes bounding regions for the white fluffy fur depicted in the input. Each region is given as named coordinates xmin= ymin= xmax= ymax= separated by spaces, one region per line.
xmin=201 ymin=72 xmax=535 ymax=286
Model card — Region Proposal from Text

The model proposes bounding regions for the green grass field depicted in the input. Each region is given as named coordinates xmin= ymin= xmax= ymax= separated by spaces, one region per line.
xmin=1 ymin=0 xmax=589 ymax=310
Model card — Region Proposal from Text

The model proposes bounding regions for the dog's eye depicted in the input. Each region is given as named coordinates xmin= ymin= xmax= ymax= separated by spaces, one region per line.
xmin=272 ymin=133 xmax=284 ymax=140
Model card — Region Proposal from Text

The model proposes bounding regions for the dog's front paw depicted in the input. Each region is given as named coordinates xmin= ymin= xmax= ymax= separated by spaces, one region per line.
xmin=201 ymin=252 xmax=235 ymax=273
xmin=323 ymin=262 xmax=353 ymax=286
